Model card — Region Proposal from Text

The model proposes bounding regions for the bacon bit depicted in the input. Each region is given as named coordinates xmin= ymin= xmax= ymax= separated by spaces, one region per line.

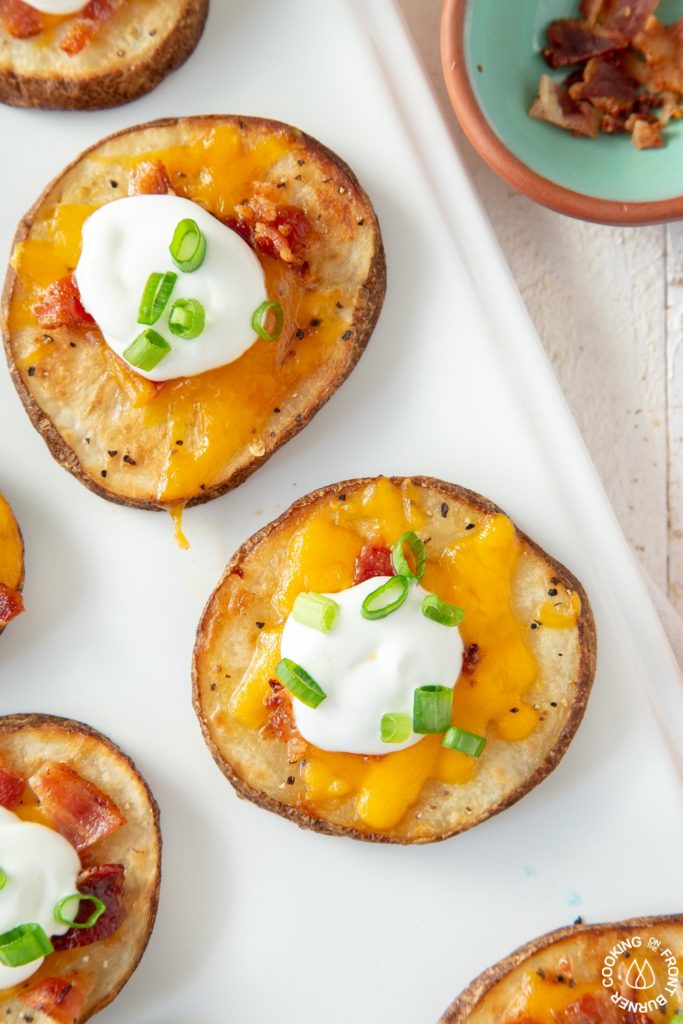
xmin=33 ymin=275 xmax=95 ymax=331
xmin=530 ymin=75 xmax=601 ymax=137
xmin=22 ymin=975 xmax=90 ymax=1024
xmin=635 ymin=18 xmax=683 ymax=94
xmin=232 ymin=186 xmax=312 ymax=269
xmin=545 ymin=20 xmax=627 ymax=67
xmin=29 ymin=762 xmax=126 ymax=853
xmin=262 ymin=687 xmax=307 ymax=760
xmin=52 ymin=863 xmax=125 ymax=950
xmin=230 ymin=566 xmax=245 ymax=579
xmin=354 ymin=544 xmax=395 ymax=584
xmin=0 ymin=0 xmax=42 ymax=37
xmin=59 ymin=0 xmax=121 ymax=56
xmin=568 ymin=57 xmax=639 ymax=112
xmin=462 ymin=643 xmax=480 ymax=673
xmin=628 ymin=114 xmax=664 ymax=147
xmin=0 ymin=583 xmax=24 ymax=627
xmin=553 ymin=992 xmax=647 ymax=1024
xmin=589 ymin=0 xmax=659 ymax=36
xmin=130 ymin=159 xmax=174 ymax=196
xmin=0 ymin=757 xmax=24 ymax=808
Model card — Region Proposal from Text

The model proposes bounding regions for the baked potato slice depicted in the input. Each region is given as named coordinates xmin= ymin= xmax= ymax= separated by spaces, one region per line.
xmin=0 ymin=713 xmax=160 ymax=1022
xmin=0 ymin=0 xmax=209 ymax=110
xmin=440 ymin=915 xmax=683 ymax=1024
xmin=193 ymin=475 xmax=596 ymax=844
xmin=2 ymin=115 xmax=385 ymax=511
xmin=0 ymin=493 xmax=24 ymax=635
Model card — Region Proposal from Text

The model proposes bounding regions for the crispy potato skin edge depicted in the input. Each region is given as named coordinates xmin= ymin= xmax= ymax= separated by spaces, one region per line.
xmin=0 ymin=0 xmax=209 ymax=110
xmin=192 ymin=475 xmax=598 ymax=845
xmin=0 ymin=713 xmax=162 ymax=1021
xmin=438 ymin=914 xmax=683 ymax=1024
xmin=1 ymin=115 xmax=386 ymax=510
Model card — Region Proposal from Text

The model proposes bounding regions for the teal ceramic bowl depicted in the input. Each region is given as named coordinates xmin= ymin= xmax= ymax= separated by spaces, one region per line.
xmin=441 ymin=0 xmax=683 ymax=224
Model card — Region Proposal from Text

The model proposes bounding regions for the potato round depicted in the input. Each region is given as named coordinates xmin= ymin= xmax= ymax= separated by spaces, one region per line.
xmin=0 ymin=0 xmax=209 ymax=110
xmin=0 ymin=493 xmax=24 ymax=637
xmin=440 ymin=915 xmax=683 ymax=1024
xmin=193 ymin=476 xmax=596 ymax=844
xmin=0 ymin=714 xmax=160 ymax=1022
xmin=2 ymin=115 xmax=385 ymax=510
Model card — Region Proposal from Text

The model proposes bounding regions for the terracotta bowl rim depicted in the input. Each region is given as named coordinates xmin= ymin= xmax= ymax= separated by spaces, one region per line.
xmin=440 ymin=0 xmax=683 ymax=227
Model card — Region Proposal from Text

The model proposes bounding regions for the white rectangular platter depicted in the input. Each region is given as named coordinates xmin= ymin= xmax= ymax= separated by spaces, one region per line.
xmin=0 ymin=2 xmax=682 ymax=1022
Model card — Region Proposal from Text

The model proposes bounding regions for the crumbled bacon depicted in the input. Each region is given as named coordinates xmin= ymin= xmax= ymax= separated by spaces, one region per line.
xmin=628 ymin=114 xmax=664 ymax=146
xmin=584 ymin=0 xmax=659 ymax=35
xmin=130 ymin=159 xmax=174 ymax=196
xmin=354 ymin=544 xmax=395 ymax=584
xmin=545 ymin=19 xmax=627 ymax=66
xmin=0 ymin=583 xmax=24 ymax=627
xmin=232 ymin=186 xmax=312 ymax=269
xmin=530 ymin=75 xmax=601 ymax=136
xmin=33 ymin=274 xmax=95 ymax=331
xmin=22 ymin=975 xmax=90 ymax=1024
xmin=0 ymin=0 xmax=42 ymax=37
xmin=0 ymin=757 xmax=24 ymax=808
xmin=568 ymin=56 xmax=639 ymax=112
xmin=635 ymin=17 xmax=683 ymax=94
xmin=263 ymin=682 xmax=306 ymax=761
xmin=52 ymin=863 xmax=125 ymax=950
xmin=29 ymin=762 xmax=126 ymax=852
xmin=462 ymin=643 xmax=480 ymax=673
xmin=60 ymin=0 xmax=121 ymax=56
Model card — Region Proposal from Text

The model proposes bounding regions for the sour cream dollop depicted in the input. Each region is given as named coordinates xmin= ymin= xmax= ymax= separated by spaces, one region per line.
xmin=0 ymin=807 xmax=80 ymax=989
xmin=23 ymin=1 xmax=85 ymax=13
xmin=280 ymin=577 xmax=464 ymax=755
xmin=75 ymin=195 xmax=267 ymax=382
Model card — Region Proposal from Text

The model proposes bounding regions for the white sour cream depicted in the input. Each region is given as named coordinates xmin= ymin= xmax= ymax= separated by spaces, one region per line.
xmin=280 ymin=577 xmax=464 ymax=755
xmin=75 ymin=195 xmax=267 ymax=382
xmin=0 ymin=807 xmax=80 ymax=989
xmin=22 ymin=1 xmax=85 ymax=13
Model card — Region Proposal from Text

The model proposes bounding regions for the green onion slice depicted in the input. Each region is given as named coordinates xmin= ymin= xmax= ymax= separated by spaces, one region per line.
xmin=421 ymin=594 xmax=464 ymax=627
xmin=54 ymin=893 xmax=106 ymax=930
xmin=0 ymin=924 xmax=53 ymax=967
xmin=168 ymin=298 xmax=206 ymax=340
xmin=0 ymin=869 xmax=6 ymax=891
xmin=292 ymin=592 xmax=339 ymax=633
xmin=361 ymin=575 xmax=409 ymax=620
xmin=380 ymin=713 xmax=412 ymax=744
xmin=169 ymin=218 xmax=206 ymax=272
xmin=275 ymin=658 xmax=327 ymax=709
xmin=122 ymin=328 xmax=171 ymax=372
xmin=137 ymin=271 xmax=177 ymax=325
xmin=391 ymin=531 xmax=426 ymax=582
xmin=252 ymin=300 xmax=284 ymax=341
xmin=413 ymin=684 xmax=453 ymax=734
xmin=441 ymin=726 xmax=486 ymax=758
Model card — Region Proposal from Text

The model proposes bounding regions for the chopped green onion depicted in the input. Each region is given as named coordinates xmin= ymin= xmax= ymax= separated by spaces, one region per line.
xmin=413 ymin=684 xmax=453 ymax=734
xmin=54 ymin=893 xmax=106 ymax=930
xmin=422 ymin=594 xmax=464 ymax=627
xmin=292 ymin=592 xmax=339 ymax=633
xmin=361 ymin=575 xmax=409 ymax=620
xmin=0 ymin=924 xmax=53 ymax=967
xmin=122 ymin=328 xmax=171 ymax=371
xmin=392 ymin=531 xmax=426 ymax=582
xmin=380 ymin=713 xmax=412 ymax=744
xmin=137 ymin=271 xmax=177 ymax=325
xmin=168 ymin=298 xmax=206 ymax=340
xmin=275 ymin=658 xmax=327 ymax=709
xmin=0 ymin=869 xmax=6 ymax=890
xmin=170 ymin=218 xmax=206 ymax=272
xmin=252 ymin=300 xmax=284 ymax=341
xmin=442 ymin=726 xmax=486 ymax=758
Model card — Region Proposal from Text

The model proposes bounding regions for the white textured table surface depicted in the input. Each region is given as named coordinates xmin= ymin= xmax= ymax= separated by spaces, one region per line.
xmin=398 ymin=0 xmax=683 ymax=612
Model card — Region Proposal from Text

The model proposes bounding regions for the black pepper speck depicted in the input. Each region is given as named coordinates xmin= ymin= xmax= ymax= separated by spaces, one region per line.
xmin=440 ymin=502 xmax=448 ymax=518
xmin=27 ymin=367 xmax=35 ymax=377
xmin=342 ymin=330 xmax=352 ymax=340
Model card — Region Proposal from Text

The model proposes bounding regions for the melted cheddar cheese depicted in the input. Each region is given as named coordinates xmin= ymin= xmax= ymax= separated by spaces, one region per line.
xmin=0 ymin=496 xmax=22 ymax=591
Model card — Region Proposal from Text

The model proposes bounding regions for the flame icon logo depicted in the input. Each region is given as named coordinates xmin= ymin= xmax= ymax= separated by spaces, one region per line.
xmin=625 ymin=958 xmax=657 ymax=990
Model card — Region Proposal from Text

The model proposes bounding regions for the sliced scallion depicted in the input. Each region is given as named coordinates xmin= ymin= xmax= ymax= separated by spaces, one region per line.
xmin=122 ymin=328 xmax=171 ymax=372
xmin=421 ymin=594 xmax=464 ymax=627
xmin=441 ymin=726 xmax=486 ymax=758
xmin=361 ymin=575 xmax=409 ymax=620
xmin=292 ymin=592 xmax=339 ymax=633
xmin=0 ymin=924 xmax=53 ymax=967
xmin=275 ymin=658 xmax=327 ymax=708
xmin=391 ymin=531 xmax=426 ymax=582
xmin=0 ymin=869 xmax=6 ymax=891
xmin=168 ymin=298 xmax=206 ymax=340
xmin=169 ymin=218 xmax=206 ymax=272
xmin=380 ymin=713 xmax=412 ymax=744
xmin=137 ymin=271 xmax=177 ymax=325
xmin=413 ymin=684 xmax=453 ymax=734
xmin=54 ymin=893 xmax=106 ymax=931
xmin=252 ymin=300 xmax=284 ymax=341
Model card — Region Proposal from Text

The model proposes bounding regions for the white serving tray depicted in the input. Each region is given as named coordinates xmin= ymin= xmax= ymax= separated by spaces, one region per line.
xmin=1 ymin=2 xmax=681 ymax=1022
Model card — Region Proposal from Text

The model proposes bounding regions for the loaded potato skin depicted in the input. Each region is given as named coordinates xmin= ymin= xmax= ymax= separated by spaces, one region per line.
xmin=193 ymin=476 xmax=596 ymax=844
xmin=0 ymin=494 xmax=24 ymax=635
xmin=0 ymin=714 xmax=160 ymax=1022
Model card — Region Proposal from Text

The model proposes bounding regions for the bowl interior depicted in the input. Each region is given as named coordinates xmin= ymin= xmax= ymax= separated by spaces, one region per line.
xmin=465 ymin=0 xmax=683 ymax=203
